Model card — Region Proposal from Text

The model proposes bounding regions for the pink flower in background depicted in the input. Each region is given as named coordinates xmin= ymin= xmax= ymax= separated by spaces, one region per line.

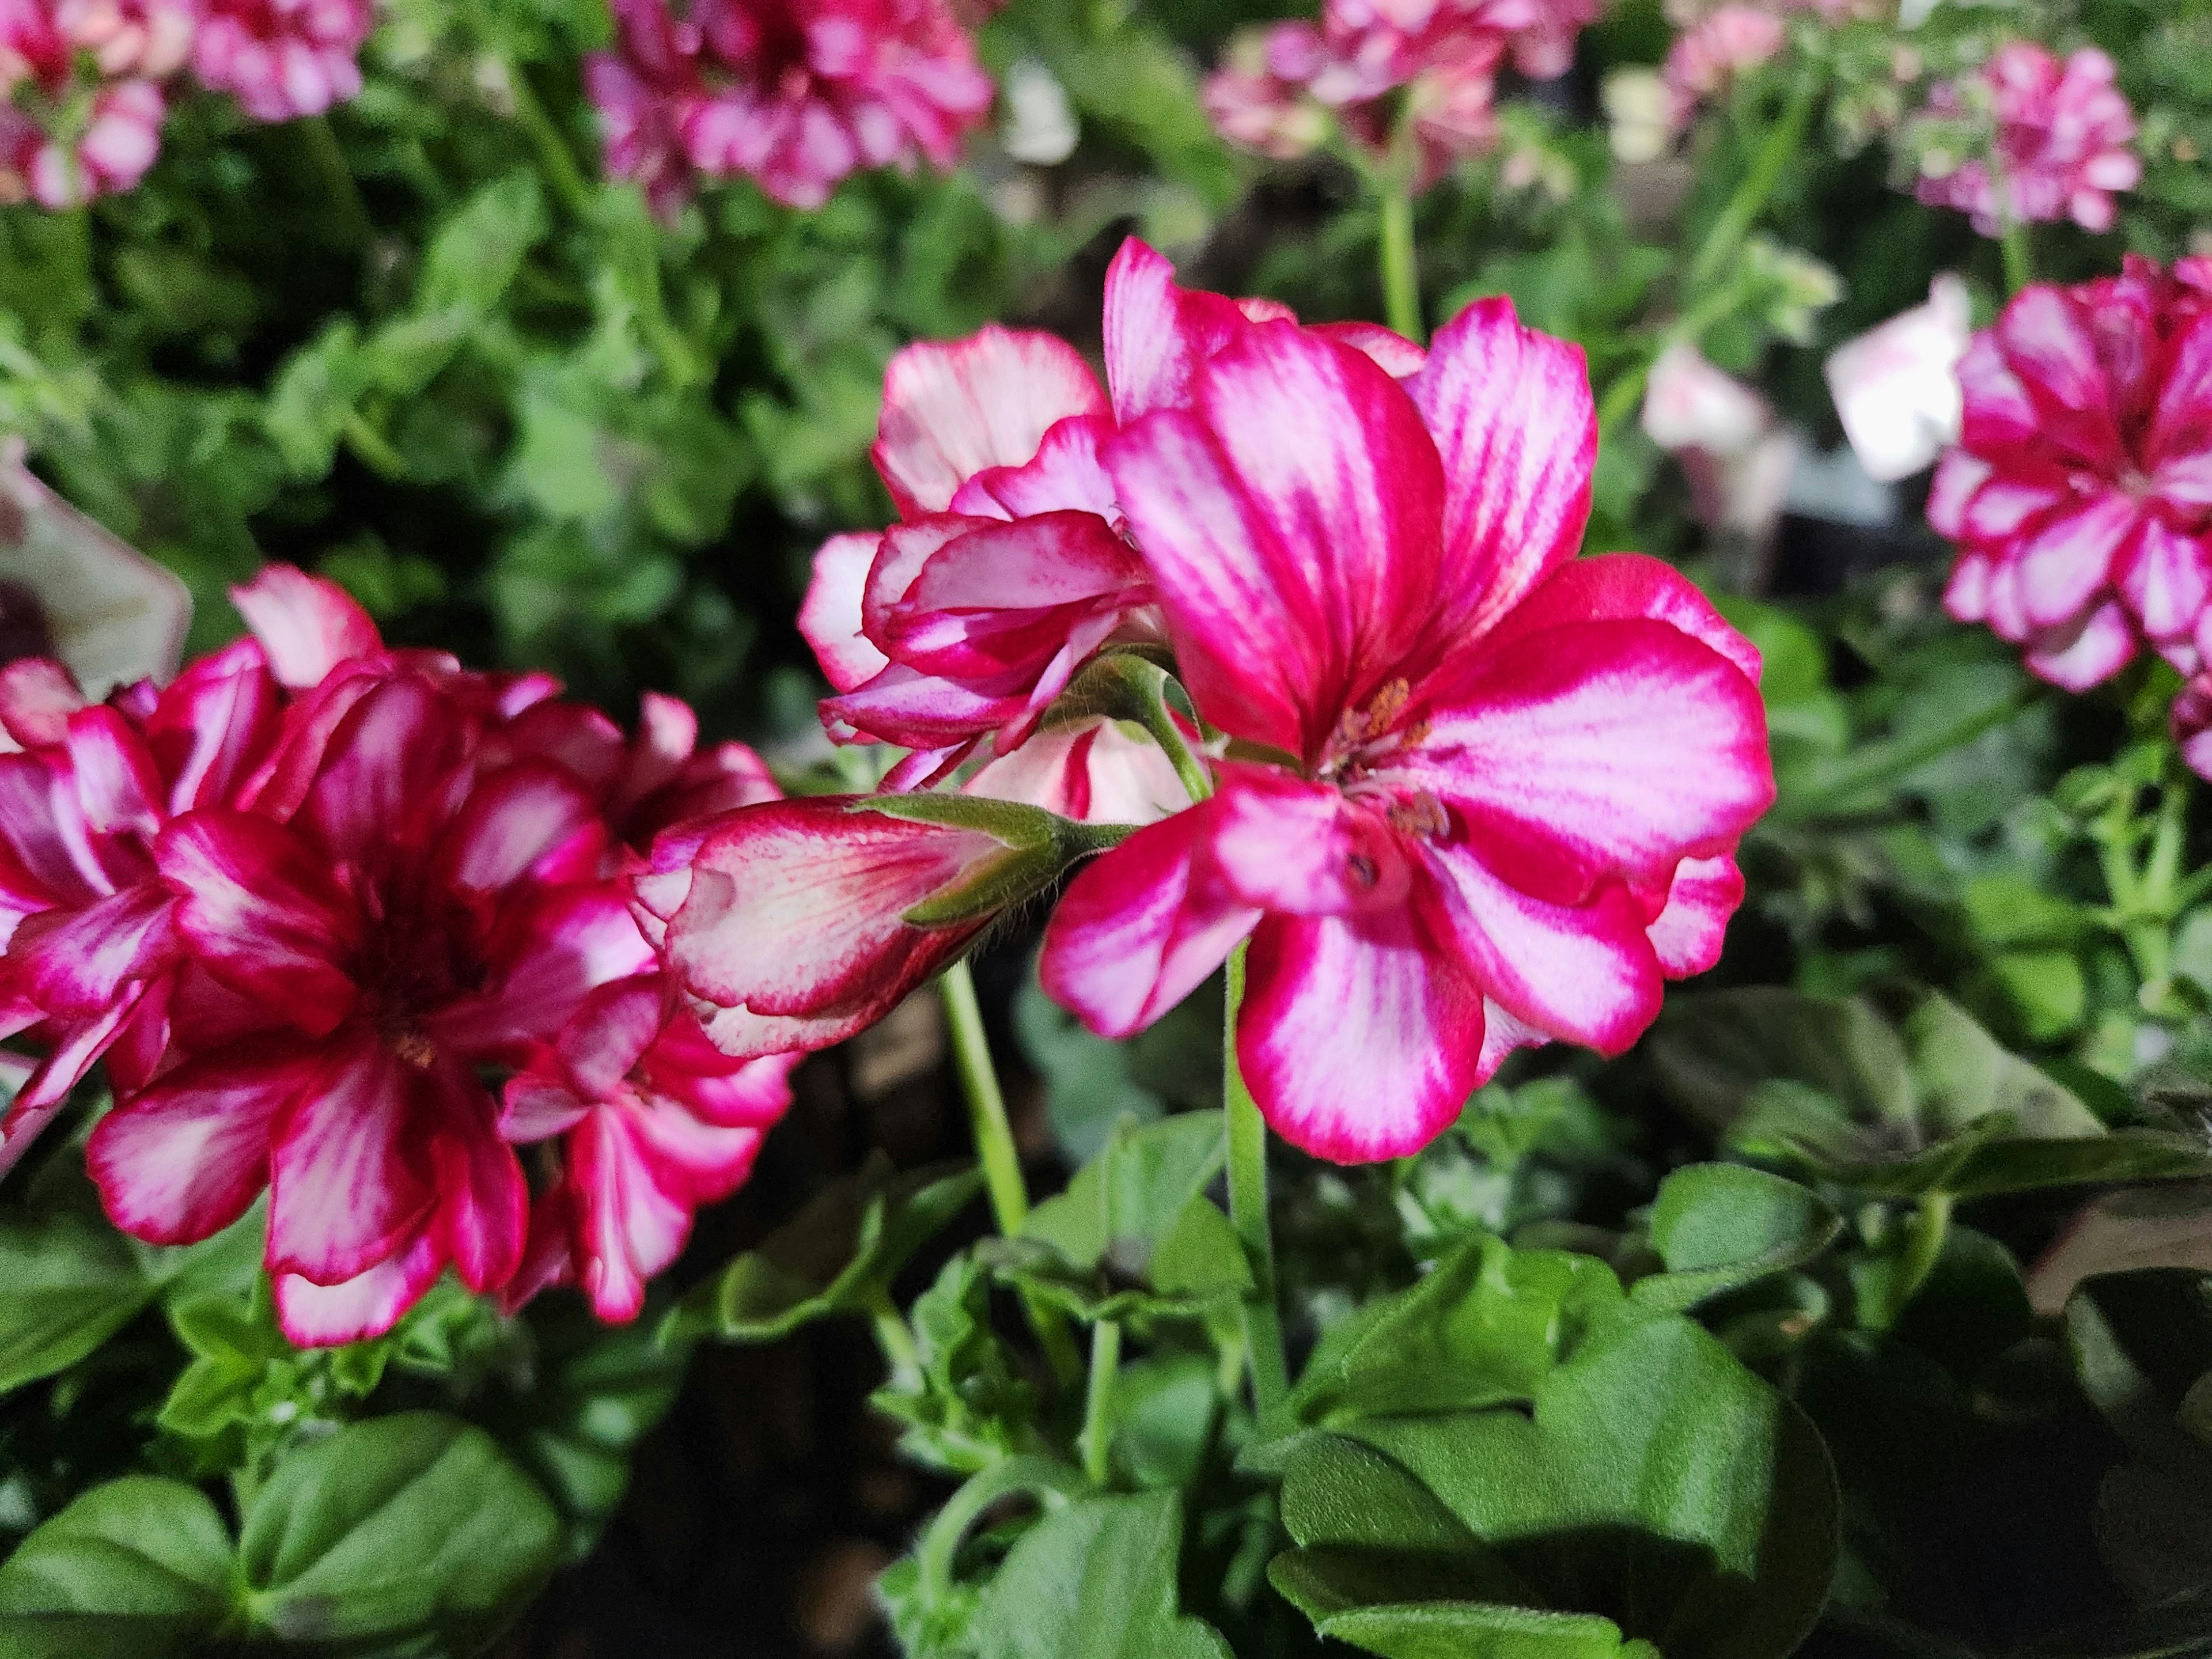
xmin=2173 ymin=675 xmax=2212 ymax=783
xmin=1038 ymin=304 xmax=1772 ymax=1163
xmin=1912 ymin=43 xmax=2140 ymax=237
xmin=1202 ymin=22 xmax=1332 ymax=163
xmin=0 ymin=0 xmax=175 ymax=206
xmin=1931 ymin=260 xmax=2212 ymax=688
xmin=585 ymin=0 xmax=994 ymax=213
xmin=1824 ymin=272 xmax=1972 ymax=483
xmin=802 ymin=238 xmax=1423 ymax=798
xmin=190 ymin=0 xmax=371 ymax=122
xmin=1661 ymin=5 xmax=1784 ymax=129
xmin=502 ymin=976 xmax=794 ymax=1322
xmin=1642 ymin=341 xmax=1800 ymax=543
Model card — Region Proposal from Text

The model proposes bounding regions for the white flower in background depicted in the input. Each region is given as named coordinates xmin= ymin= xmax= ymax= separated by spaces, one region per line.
xmin=1823 ymin=272 xmax=1971 ymax=482
xmin=1643 ymin=342 xmax=1801 ymax=541
xmin=1603 ymin=67 xmax=1674 ymax=163
xmin=1001 ymin=56 xmax=1079 ymax=166
xmin=0 ymin=440 xmax=190 ymax=700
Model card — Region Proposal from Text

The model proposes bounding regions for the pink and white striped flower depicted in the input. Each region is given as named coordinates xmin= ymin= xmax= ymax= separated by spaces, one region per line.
xmin=1911 ymin=43 xmax=2140 ymax=237
xmin=585 ymin=0 xmax=994 ymax=214
xmin=1036 ymin=302 xmax=1772 ymax=1163
xmin=1931 ymin=259 xmax=2212 ymax=686
xmin=190 ymin=0 xmax=372 ymax=124
xmin=0 ymin=0 xmax=179 ymax=207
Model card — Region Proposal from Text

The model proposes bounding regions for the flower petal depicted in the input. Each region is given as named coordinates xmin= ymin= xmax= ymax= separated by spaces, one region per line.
xmin=303 ymin=676 xmax=467 ymax=870
xmin=2014 ymin=491 xmax=2138 ymax=630
xmin=1407 ymin=296 xmax=1596 ymax=649
xmin=2119 ymin=517 xmax=2212 ymax=644
xmin=560 ymin=972 xmax=669 ymax=1097
xmin=800 ymin=532 xmax=891 ymax=694
xmin=273 ymin=1225 xmax=446 ymax=1347
xmin=1102 ymin=236 xmax=1265 ymax=422
xmin=1038 ymin=802 xmax=1260 ymax=1039
xmin=88 ymin=1040 xmax=315 ymax=1243
xmin=569 ymin=1107 xmax=690 ymax=1323
xmin=2025 ymin=598 xmax=2136 ymax=690
xmin=432 ymin=761 xmax=605 ymax=896
xmin=268 ymin=1034 xmax=437 ymax=1284
xmin=872 ymin=327 xmax=1109 ymax=517
xmin=1473 ymin=552 xmax=1763 ymax=684
xmin=1645 ymin=853 xmax=1745 ymax=978
xmin=1237 ymin=898 xmax=1483 ymax=1164
xmin=11 ymin=880 xmax=174 ymax=1015
xmin=230 ymin=564 xmax=383 ymax=691
xmin=431 ymin=1072 xmax=528 ymax=1293
xmin=949 ymin=414 xmax=1122 ymax=522
xmin=1992 ymin=286 xmax=2124 ymax=467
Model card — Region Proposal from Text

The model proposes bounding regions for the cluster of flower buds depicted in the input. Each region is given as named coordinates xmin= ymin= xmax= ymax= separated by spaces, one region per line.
xmin=1908 ymin=41 xmax=2140 ymax=238
xmin=1203 ymin=0 xmax=1601 ymax=186
xmin=662 ymin=237 xmax=1775 ymax=1166
xmin=1927 ymin=257 xmax=2212 ymax=772
xmin=0 ymin=0 xmax=374 ymax=206
xmin=0 ymin=565 xmax=797 ymax=1344
xmin=584 ymin=0 xmax=995 ymax=214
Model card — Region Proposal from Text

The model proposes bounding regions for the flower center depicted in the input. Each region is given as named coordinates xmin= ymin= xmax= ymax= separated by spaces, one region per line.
xmin=1324 ymin=677 xmax=1450 ymax=845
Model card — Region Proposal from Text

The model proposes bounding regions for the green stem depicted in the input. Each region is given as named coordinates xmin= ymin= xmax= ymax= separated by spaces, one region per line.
xmin=341 ymin=412 xmax=410 ymax=480
xmin=873 ymin=1297 xmax=923 ymax=1384
xmin=1377 ymin=183 xmax=1423 ymax=343
xmin=1686 ymin=72 xmax=1820 ymax=295
xmin=1224 ymin=944 xmax=1291 ymax=1425
xmin=1078 ymin=1320 xmax=1121 ymax=1486
xmin=1782 ymin=685 xmax=2036 ymax=820
xmin=916 ymin=1456 xmax=1087 ymax=1610
xmin=1893 ymin=1191 xmax=1954 ymax=1313
xmin=938 ymin=959 xmax=1082 ymax=1382
xmin=504 ymin=60 xmax=595 ymax=219
xmin=2000 ymin=218 xmax=2034 ymax=297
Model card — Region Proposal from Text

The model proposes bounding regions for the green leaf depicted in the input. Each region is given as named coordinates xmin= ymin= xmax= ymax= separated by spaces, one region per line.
xmin=0 ymin=1478 xmax=238 ymax=1659
xmin=971 ymin=1490 xmax=1232 ymax=1659
xmin=1021 ymin=1113 xmax=1226 ymax=1277
xmin=1316 ymin=1602 xmax=1658 ymax=1659
xmin=872 ymin=1255 xmax=1034 ymax=1476
xmin=1646 ymin=988 xmax=1914 ymax=1134
xmin=0 ymin=1210 xmax=157 ymax=1395
xmin=1633 ymin=1165 xmax=1842 ymax=1312
xmin=1293 ymin=1233 xmax=1623 ymax=1424
xmin=664 ymin=1155 xmax=983 ymax=1344
xmin=240 ymin=1411 xmax=561 ymax=1650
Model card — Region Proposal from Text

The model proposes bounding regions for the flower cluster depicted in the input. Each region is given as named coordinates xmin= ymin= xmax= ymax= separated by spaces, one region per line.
xmin=0 ymin=567 xmax=793 ymax=1343
xmin=0 ymin=0 xmax=372 ymax=206
xmin=661 ymin=239 xmax=1774 ymax=1165
xmin=1909 ymin=42 xmax=2141 ymax=238
xmin=584 ymin=0 xmax=994 ymax=215
xmin=1204 ymin=0 xmax=1602 ymax=185
xmin=1659 ymin=5 xmax=1784 ymax=132
xmin=1931 ymin=259 xmax=2212 ymax=725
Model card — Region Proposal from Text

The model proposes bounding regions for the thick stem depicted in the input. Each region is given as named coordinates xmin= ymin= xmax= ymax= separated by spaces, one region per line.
xmin=938 ymin=959 xmax=1082 ymax=1382
xmin=1079 ymin=1320 xmax=1122 ymax=1486
xmin=1686 ymin=73 xmax=1819 ymax=295
xmin=1224 ymin=944 xmax=1291 ymax=1424
xmin=1377 ymin=184 xmax=1423 ymax=343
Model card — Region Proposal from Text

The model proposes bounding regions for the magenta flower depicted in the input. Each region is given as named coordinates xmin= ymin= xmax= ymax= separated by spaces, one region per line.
xmin=501 ymin=975 xmax=795 ymax=1323
xmin=1912 ymin=43 xmax=2140 ymax=237
xmin=1035 ymin=304 xmax=1772 ymax=1162
xmin=1661 ymin=5 xmax=1785 ymax=130
xmin=801 ymin=237 xmax=1422 ymax=796
xmin=1931 ymin=260 xmax=2212 ymax=687
xmin=584 ymin=0 xmax=994 ymax=214
xmin=190 ymin=0 xmax=370 ymax=123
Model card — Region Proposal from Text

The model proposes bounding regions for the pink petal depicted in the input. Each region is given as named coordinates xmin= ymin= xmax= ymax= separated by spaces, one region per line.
xmin=229 ymin=564 xmax=382 ymax=691
xmin=2025 ymin=599 xmax=2137 ymax=690
xmin=2119 ymin=518 xmax=2212 ymax=643
xmin=1926 ymin=449 xmax=1991 ymax=540
xmin=1474 ymin=552 xmax=1763 ymax=684
xmin=688 ymin=995 xmax=880 ymax=1063
xmin=2013 ymin=492 xmax=2139 ymax=630
xmin=1994 ymin=287 xmax=2124 ymax=467
xmin=665 ymin=801 xmax=993 ymax=1021
xmin=1475 ymin=997 xmax=1552 ymax=1078
xmin=145 ymin=643 xmax=282 ymax=816
xmin=431 ymin=762 xmax=604 ymax=896
xmin=64 ymin=707 xmax=162 ymax=841
xmin=0 ymin=992 xmax=141 ymax=1175
xmin=559 ymin=973 xmax=669 ymax=1097
xmin=88 ymin=1040 xmax=316 ymax=1243
xmin=1426 ymin=842 xmax=1664 ymax=1054
xmin=0 ymin=660 xmax=86 ymax=750
xmin=158 ymin=810 xmax=361 ymax=1036
xmin=620 ymin=1092 xmax=767 ymax=1198
xmin=570 ymin=1107 xmax=689 ymax=1323
xmin=1407 ymin=297 xmax=1596 ymax=651
xmin=1402 ymin=618 xmax=1772 ymax=906
xmin=11 ymin=880 xmax=174 ymax=1014
xmin=1645 ymin=853 xmax=1745 ymax=978
xmin=430 ymin=1075 xmax=528 ymax=1293
xmin=302 ymin=677 xmax=467 ymax=869
xmin=948 ymin=415 xmax=1121 ymax=522
xmin=1237 ymin=895 xmax=1483 ymax=1164
xmin=643 ymin=1027 xmax=797 ymax=1128
xmin=435 ymin=885 xmax=655 ymax=1059
xmin=1101 ymin=237 xmax=1255 ymax=423
xmin=872 ymin=327 xmax=1109 ymax=517
xmin=1107 ymin=326 xmax=1446 ymax=762
xmin=1037 ymin=803 xmax=1261 ymax=1039
xmin=268 ymin=1035 xmax=437 ymax=1284
xmin=801 ymin=532 xmax=892 ymax=694
xmin=273 ymin=1225 xmax=446 ymax=1347
xmin=1207 ymin=766 xmax=1414 ymax=915
xmin=1310 ymin=321 xmax=1428 ymax=380
xmin=964 ymin=717 xmax=1190 ymax=825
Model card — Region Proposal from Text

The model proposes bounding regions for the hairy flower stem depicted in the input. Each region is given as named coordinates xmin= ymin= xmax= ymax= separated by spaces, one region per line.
xmin=1378 ymin=184 xmax=1424 ymax=343
xmin=1225 ymin=944 xmax=1292 ymax=1425
xmin=940 ymin=958 xmax=1082 ymax=1382
xmin=1686 ymin=71 xmax=1819 ymax=296
xmin=1079 ymin=1320 xmax=1122 ymax=1485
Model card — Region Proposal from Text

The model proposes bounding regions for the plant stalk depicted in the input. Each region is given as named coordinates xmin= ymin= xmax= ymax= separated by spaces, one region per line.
xmin=1686 ymin=71 xmax=1819 ymax=295
xmin=1224 ymin=944 xmax=1291 ymax=1425
xmin=1999 ymin=218 xmax=2034 ymax=297
xmin=503 ymin=60 xmax=595 ymax=219
xmin=1377 ymin=183 xmax=1423 ymax=343
xmin=1079 ymin=1320 xmax=1121 ymax=1486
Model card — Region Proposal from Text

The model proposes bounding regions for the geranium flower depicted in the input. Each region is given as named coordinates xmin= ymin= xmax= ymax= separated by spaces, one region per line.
xmin=585 ymin=0 xmax=994 ymax=213
xmin=190 ymin=0 xmax=372 ymax=123
xmin=1642 ymin=342 xmax=1800 ymax=544
xmin=1824 ymin=273 xmax=1972 ymax=483
xmin=801 ymin=237 xmax=1422 ymax=794
xmin=0 ymin=0 xmax=179 ymax=206
xmin=1930 ymin=260 xmax=2212 ymax=685
xmin=501 ymin=975 xmax=796 ymax=1322
xmin=1037 ymin=304 xmax=1773 ymax=1162
xmin=1660 ymin=5 xmax=1785 ymax=131
xmin=1911 ymin=43 xmax=2140 ymax=237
